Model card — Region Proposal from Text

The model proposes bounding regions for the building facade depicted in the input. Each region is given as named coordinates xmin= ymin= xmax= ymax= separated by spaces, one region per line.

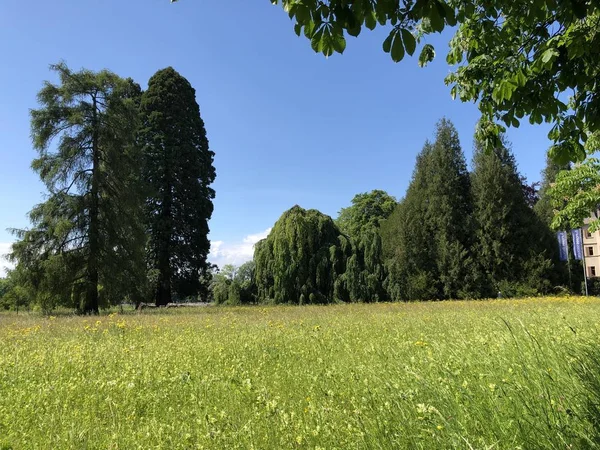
xmin=582 ymin=219 xmax=600 ymax=278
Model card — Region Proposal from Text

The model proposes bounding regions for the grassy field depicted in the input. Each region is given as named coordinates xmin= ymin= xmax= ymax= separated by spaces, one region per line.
xmin=1 ymin=297 xmax=600 ymax=449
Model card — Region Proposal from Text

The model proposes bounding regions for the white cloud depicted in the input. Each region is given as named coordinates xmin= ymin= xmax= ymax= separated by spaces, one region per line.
xmin=0 ymin=242 xmax=14 ymax=277
xmin=209 ymin=228 xmax=272 ymax=268
xmin=0 ymin=228 xmax=275 ymax=276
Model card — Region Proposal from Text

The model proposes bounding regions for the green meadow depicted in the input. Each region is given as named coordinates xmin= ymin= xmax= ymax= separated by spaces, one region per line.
xmin=2 ymin=297 xmax=600 ymax=449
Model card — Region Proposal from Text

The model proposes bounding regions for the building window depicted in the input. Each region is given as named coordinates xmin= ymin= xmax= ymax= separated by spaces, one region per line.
xmin=587 ymin=229 xmax=593 ymax=238
xmin=588 ymin=247 xmax=595 ymax=256
xmin=590 ymin=266 xmax=597 ymax=277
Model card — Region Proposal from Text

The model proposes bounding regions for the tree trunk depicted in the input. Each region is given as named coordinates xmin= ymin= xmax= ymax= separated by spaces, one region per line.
xmin=155 ymin=185 xmax=172 ymax=307
xmin=84 ymin=95 xmax=100 ymax=314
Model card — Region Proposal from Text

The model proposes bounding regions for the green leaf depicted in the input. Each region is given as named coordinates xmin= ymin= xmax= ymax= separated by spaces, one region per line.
xmin=382 ymin=31 xmax=394 ymax=54
xmin=492 ymin=80 xmax=517 ymax=103
xmin=401 ymin=28 xmax=416 ymax=56
xmin=375 ymin=3 xmax=387 ymax=25
xmin=542 ymin=48 xmax=557 ymax=63
xmin=310 ymin=27 xmax=325 ymax=52
xmin=428 ymin=5 xmax=444 ymax=33
xmin=303 ymin=20 xmax=315 ymax=38
xmin=295 ymin=5 xmax=310 ymax=23
xmin=332 ymin=31 xmax=347 ymax=54
xmin=347 ymin=24 xmax=361 ymax=37
xmin=321 ymin=27 xmax=334 ymax=57
xmin=418 ymin=44 xmax=436 ymax=67
xmin=391 ymin=32 xmax=405 ymax=62
xmin=441 ymin=2 xmax=457 ymax=26
xmin=365 ymin=10 xmax=377 ymax=30
xmin=513 ymin=70 xmax=527 ymax=87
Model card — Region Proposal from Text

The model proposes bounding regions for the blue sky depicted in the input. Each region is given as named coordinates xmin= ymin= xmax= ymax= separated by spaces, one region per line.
xmin=0 ymin=0 xmax=552 ymax=273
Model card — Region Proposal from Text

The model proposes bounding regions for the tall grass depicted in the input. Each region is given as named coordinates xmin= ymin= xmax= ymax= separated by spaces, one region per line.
xmin=1 ymin=297 xmax=599 ymax=449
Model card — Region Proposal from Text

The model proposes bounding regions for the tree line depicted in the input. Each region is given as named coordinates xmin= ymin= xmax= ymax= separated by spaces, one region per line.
xmin=211 ymin=119 xmax=575 ymax=305
xmin=0 ymin=66 xmax=589 ymax=312
xmin=1 ymin=63 xmax=216 ymax=314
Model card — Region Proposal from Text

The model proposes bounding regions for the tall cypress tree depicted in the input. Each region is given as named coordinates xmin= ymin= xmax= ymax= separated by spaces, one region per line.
xmin=426 ymin=119 xmax=478 ymax=299
xmin=471 ymin=140 xmax=560 ymax=296
xmin=382 ymin=119 xmax=479 ymax=300
xmin=382 ymin=143 xmax=438 ymax=301
xmin=10 ymin=63 xmax=145 ymax=314
xmin=140 ymin=67 xmax=216 ymax=306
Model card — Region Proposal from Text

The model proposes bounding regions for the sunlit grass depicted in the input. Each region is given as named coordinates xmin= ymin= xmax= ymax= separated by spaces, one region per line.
xmin=1 ymin=297 xmax=600 ymax=449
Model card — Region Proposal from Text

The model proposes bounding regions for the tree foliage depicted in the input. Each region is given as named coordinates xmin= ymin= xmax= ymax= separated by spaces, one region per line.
xmin=549 ymin=132 xmax=600 ymax=232
xmin=382 ymin=119 xmax=478 ymax=300
xmin=336 ymin=190 xmax=397 ymax=238
xmin=335 ymin=190 xmax=396 ymax=302
xmin=254 ymin=206 xmax=353 ymax=304
xmin=534 ymin=155 xmax=570 ymax=226
xmin=140 ymin=67 xmax=216 ymax=306
xmin=446 ymin=2 xmax=600 ymax=164
xmin=0 ymin=277 xmax=12 ymax=310
xmin=9 ymin=63 xmax=145 ymax=314
xmin=210 ymin=261 xmax=257 ymax=305
xmin=471 ymin=140 xmax=560 ymax=296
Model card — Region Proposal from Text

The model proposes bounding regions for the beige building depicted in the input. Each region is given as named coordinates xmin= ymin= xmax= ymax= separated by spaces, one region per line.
xmin=582 ymin=219 xmax=600 ymax=278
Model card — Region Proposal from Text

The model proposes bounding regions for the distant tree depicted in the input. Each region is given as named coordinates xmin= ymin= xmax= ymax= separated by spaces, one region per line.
xmin=209 ymin=261 xmax=256 ymax=305
xmin=219 ymin=264 xmax=237 ymax=281
xmin=236 ymin=261 xmax=257 ymax=303
xmin=471 ymin=139 xmax=560 ymax=296
xmin=9 ymin=63 xmax=145 ymax=314
xmin=343 ymin=228 xmax=388 ymax=302
xmin=211 ymin=278 xmax=230 ymax=305
xmin=141 ymin=67 xmax=216 ymax=306
xmin=335 ymin=190 xmax=396 ymax=302
xmin=336 ymin=190 xmax=397 ymax=238
xmin=236 ymin=261 xmax=254 ymax=285
xmin=0 ymin=277 xmax=10 ymax=310
xmin=254 ymin=206 xmax=353 ymax=304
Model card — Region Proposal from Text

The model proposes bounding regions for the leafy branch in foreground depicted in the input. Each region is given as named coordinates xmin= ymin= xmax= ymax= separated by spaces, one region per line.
xmin=172 ymin=0 xmax=600 ymax=164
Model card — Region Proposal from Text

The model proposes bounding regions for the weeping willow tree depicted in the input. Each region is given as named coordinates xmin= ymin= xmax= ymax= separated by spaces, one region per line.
xmin=254 ymin=206 xmax=353 ymax=304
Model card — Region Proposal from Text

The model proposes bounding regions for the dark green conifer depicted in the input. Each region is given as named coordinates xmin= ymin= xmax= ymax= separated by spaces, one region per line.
xmin=140 ymin=67 xmax=216 ymax=306
xmin=471 ymin=140 xmax=560 ymax=296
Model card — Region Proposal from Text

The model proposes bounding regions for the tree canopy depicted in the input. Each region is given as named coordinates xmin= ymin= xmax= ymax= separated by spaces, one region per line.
xmin=9 ymin=63 xmax=145 ymax=313
xmin=336 ymin=190 xmax=397 ymax=238
xmin=140 ymin=67 xmax=216 ymax=306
